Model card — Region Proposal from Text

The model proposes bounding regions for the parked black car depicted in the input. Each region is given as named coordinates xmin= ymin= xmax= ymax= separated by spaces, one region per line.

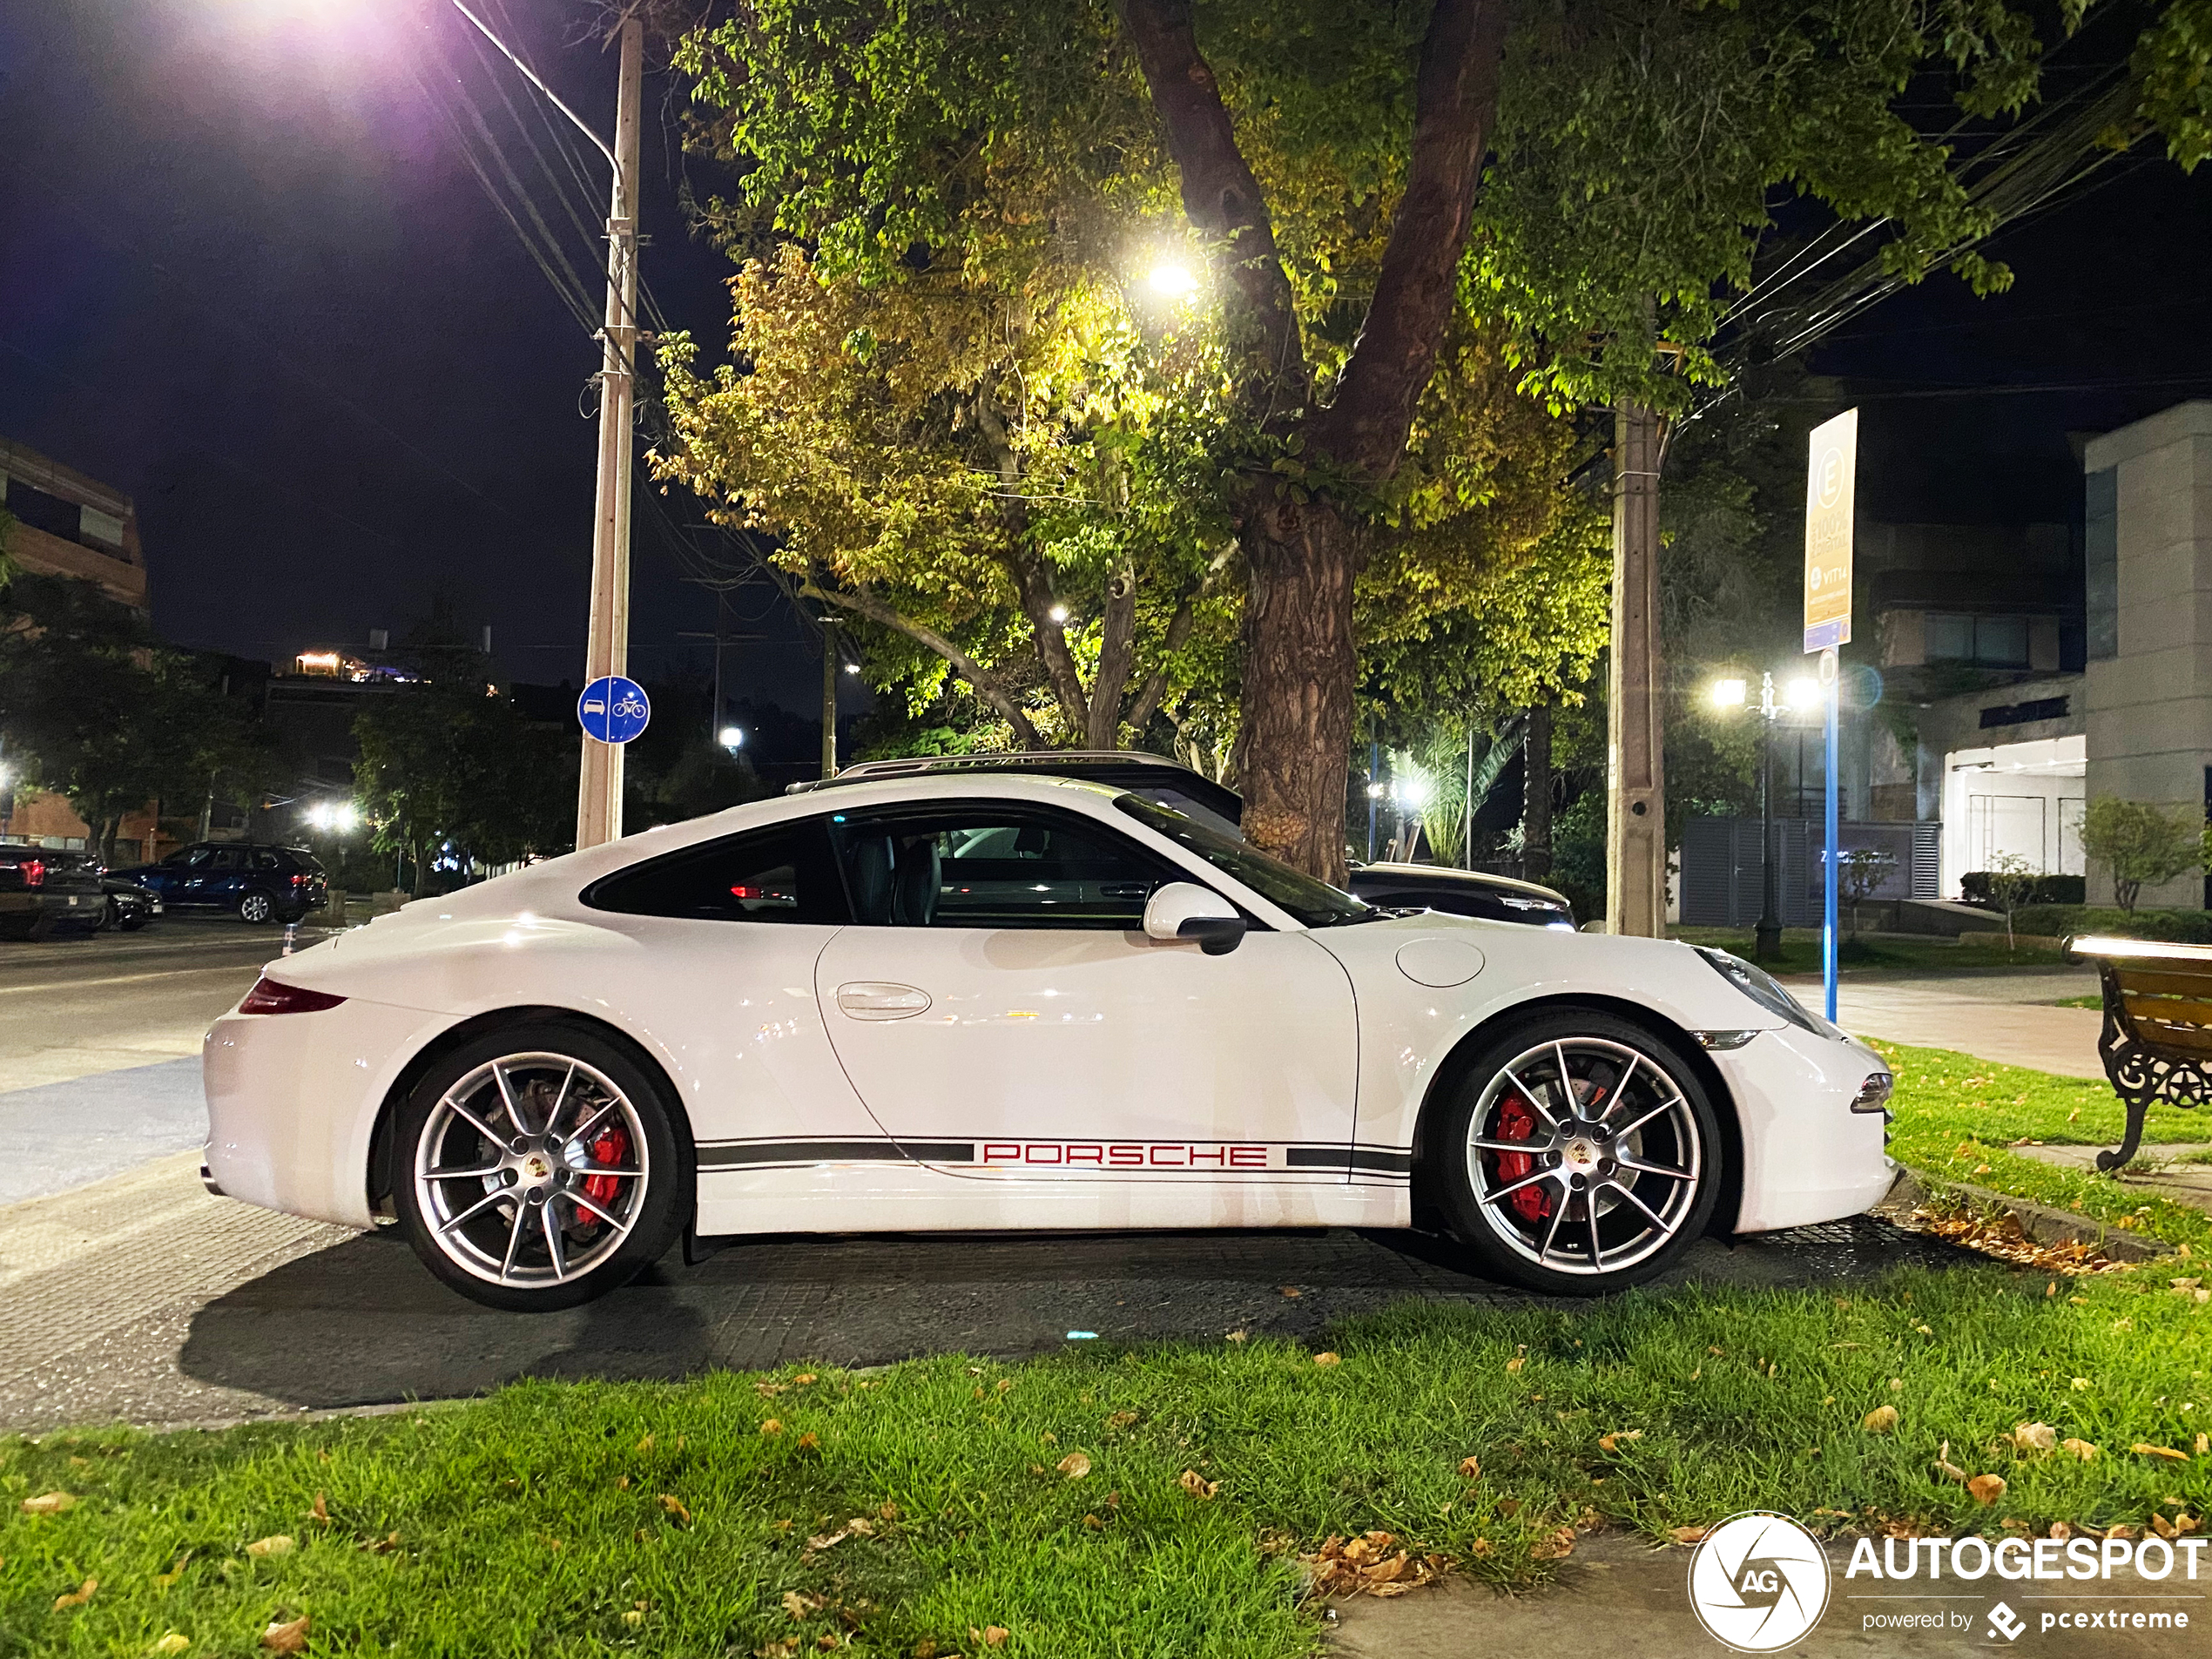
xmin=0 ymin=844 xmax=105 ymax=939
xmin=791 ymin=752 xmax=1577 ymax=927
xmin=111 ymin=841 xmax=327 ymax=925
xmin=50 ymin=852 xmax=162 ymax=932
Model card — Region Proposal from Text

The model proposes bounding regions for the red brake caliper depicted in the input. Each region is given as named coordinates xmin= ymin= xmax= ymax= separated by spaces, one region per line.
xmin=583 ymin=1125 xmax=630 ymax=1211
xmin=1493 ymin=1094 xmax=1554 ymax=1224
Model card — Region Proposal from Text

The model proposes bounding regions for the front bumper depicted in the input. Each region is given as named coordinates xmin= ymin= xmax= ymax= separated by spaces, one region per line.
xmin=1711 ymin=1022 xmax=1894 ymax=1233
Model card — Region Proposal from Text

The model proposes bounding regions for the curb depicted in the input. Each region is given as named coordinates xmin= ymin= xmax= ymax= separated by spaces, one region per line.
xmin=1883 ymin=1168 xmax=2170 ymax=1263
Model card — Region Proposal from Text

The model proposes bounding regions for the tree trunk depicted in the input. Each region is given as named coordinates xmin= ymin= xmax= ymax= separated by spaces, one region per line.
xmin=1522 ymin=703 xmax=1553 ymax=883
xmin=1236 ymin=484 xmax=1359 ymax=886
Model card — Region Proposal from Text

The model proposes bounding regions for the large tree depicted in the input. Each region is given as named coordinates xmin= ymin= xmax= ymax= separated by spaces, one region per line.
xmin=671 ymin=0 xmax=2164 ymax=877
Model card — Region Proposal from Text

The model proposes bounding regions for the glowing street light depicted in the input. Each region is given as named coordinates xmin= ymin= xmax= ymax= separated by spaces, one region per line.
xmin=1710 ymin=678 xmax=1748 ymax=710
xmin=718 ymin=726 xmax=745 ymax=750
xmin=1147 ymin=262 xmax=1198 ymax=300
xmin=306 ymin=801 xmax=359 ymax=833
xmin=1786 ymin=677 xmax=1822 ymax=711
xmin=1048 ymin=603 xmax=1071 ymax=624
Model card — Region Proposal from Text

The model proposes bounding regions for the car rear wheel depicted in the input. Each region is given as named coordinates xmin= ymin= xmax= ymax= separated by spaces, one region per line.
xmin=1427 ymin=1009 xmax=1720 ymax=1295
xmin=236 ymin=890 xmax=275 ymax=924
xmin=391 ymin=1022 xmax=685 ymax=1311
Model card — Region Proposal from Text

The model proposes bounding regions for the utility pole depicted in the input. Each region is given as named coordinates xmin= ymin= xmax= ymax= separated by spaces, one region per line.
xmin=819 ymin=617 xmax=840 ymax=779
xmin=572 ymin=14 xmax=644 ymax=849
xmin=1522 ymin=703 xmax=1553 ymax=883
xmin=1606 ymin=400 xmax=1666 ymax=936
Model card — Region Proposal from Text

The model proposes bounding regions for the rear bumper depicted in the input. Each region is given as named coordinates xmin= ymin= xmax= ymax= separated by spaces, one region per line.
xmin=203 ymin=995 xmax=455 ymax=1229
xmin=1712 ymin=1023 xmax=1895 ymax=1233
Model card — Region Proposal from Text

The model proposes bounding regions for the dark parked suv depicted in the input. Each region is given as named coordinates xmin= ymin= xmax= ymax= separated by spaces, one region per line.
xmin=115 ymin=842 xmax=327 ymax=925
xmin=0 ymin=844 xmax=105 ymax=939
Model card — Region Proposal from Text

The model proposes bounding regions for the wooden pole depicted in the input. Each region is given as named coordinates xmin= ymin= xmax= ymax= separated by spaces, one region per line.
xmin=1606 ymin=401 xmax=1666 ymax=934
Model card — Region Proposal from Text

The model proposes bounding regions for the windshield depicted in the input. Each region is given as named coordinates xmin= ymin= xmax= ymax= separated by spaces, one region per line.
xmin=1116 ymin=795 xmax=1376 ymax=927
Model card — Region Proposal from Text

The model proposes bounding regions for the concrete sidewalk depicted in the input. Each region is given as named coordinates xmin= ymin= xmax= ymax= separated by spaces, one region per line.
xmin=1782 ymin=969 xmax=2106 ymax=1077
xmin=1328 ymin=1534 xmax=2209 ymax=1657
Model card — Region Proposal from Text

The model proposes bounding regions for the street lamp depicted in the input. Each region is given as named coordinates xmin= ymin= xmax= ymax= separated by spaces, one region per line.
xmin=1147 ymin=262 xmax=1198 ymax=300
xmin=718 ymin=725 xmax=745 ymax=751
xmin=1710 ymin=670 xmax=1805 ymax=963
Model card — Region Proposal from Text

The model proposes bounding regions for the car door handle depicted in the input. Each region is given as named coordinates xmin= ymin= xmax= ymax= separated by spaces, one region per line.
xmin=835 ymin=981 xmax=933 ymax=1021
xmin=1101 ymin=883 xmax=1151 ymax=899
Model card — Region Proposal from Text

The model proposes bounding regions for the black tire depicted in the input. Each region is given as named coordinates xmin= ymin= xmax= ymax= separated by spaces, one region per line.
xmin=1427 ymin=1008 xmax=1722 ymax=1295
xmin=391 ymin=1021 xmax=688 ymax=1312
xmin=236 ymin=889 xmax=277 ymax=925
xmin=118 ymin=910 xmax=147 ymax=932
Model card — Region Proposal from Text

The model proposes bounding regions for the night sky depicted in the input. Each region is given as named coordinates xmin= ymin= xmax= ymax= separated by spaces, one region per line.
xmin=3 ymin=1 xmax=2210 ymax=720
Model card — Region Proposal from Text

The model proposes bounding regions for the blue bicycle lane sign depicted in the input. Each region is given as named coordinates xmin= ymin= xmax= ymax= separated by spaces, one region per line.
xmin=578 ymin=676 xmax=651 ymax=744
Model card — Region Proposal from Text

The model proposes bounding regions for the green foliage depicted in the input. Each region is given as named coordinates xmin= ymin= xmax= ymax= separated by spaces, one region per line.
xmin=353 ymin=676 xmax=572 ymax=894
xmin=2077 ymin=796 xmax=2202 ymax=912
xmin=0 ymin=573 xmax=272 ymax=860
xmin=2123 ymin=0 xmax=2212 ymax=172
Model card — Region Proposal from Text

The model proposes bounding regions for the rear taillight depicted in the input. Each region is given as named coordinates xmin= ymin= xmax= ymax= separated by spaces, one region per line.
xmin=238 ymin=976 xmax=346 ymax=1015
xmin=20 ymin=860 xmax=44 ymax=888
xmin=290 ymin=873 xmax=308 ymax=886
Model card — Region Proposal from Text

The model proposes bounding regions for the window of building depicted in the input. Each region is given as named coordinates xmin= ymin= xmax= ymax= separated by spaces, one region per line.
xmin=1925 ymin=612 xmax=2031 ymax=668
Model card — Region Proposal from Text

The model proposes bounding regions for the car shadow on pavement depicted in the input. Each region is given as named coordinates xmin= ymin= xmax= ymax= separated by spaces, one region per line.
xmin=176 ymin=1217 xmax=1979 ymax=1416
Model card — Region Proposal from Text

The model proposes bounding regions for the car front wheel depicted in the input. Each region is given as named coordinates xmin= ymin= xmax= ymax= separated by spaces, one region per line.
xmin=236 ymin=890 xmax=276 ymax=925
xmin=1428 ymin=1009 xmax=1721 ymax=1295
xmin=391 ymin=1023 xmax=685 ymax=1311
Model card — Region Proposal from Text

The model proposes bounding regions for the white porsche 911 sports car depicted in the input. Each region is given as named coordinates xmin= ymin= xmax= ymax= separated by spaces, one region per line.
xmin=203 ymin=773 xmax=1896 ymax=1311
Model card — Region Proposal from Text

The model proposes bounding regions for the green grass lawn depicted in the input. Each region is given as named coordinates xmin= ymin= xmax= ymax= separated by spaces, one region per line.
xmin=1669 ymin=927 xmax=2067 ymax=975
xmin=8 ymin=1049 xmax=2212 ymax=1657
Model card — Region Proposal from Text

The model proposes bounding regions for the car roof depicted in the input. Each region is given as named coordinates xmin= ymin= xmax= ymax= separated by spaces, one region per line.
xmin=791 ymin=750 xmax=1200 ymax=793
xmin=1352 ymin=860 xmax=1571 ymax=904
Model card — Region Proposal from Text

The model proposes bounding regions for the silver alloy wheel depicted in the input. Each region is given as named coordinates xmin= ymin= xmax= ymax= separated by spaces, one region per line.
xmin=238 ymin=891 xmax=274 ymax=924
xmin=1462 ymin=1035 xmax=1703 ymax=1277
xmin=411 ymin=1051 xmax=650 ymax=1289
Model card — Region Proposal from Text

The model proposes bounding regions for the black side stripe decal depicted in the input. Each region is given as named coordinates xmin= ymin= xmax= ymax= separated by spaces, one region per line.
xmin=1285 ymin=1147 xmax=1414 ymax=1174
xmin=698 ymin=1140 xmax=975 ymax=1168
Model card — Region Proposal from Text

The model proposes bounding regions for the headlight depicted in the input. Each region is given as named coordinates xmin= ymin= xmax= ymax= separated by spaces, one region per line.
xmin=1851 ymin=1071 xmax=1894 ymax=1115
xmin=1693 ymin=947 xmax=1843 ymax=1041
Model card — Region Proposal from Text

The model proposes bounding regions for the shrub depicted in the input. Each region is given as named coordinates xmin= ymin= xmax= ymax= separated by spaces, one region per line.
xmin=2010 ymin=904 xmax=2212 ymax=943
xmin=2079 ymin=797 xmax=2202 ymax=912
xmin=1959 ymin=871 xmax=2085 ymax=907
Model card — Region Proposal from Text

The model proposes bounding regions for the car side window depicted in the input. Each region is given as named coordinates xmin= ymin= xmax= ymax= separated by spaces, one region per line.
xmin=207 ymin=848 xmax=246 ymax=871
xmin=831 ymin=806 xmax=1174 ymax=929
xmin=252 ymin=850 xmax=282 ymax=871
xmin=170 ymin=848 xmax=210 ymax=869
xmin=583 ymin=819 xmax=850 ymax=924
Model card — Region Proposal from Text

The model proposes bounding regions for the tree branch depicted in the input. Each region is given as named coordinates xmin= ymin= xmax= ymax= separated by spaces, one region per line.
xmin=1088 ymin=562 xmax=1138 ymax=749
xmin=972 ymin=395 xmax=1093 ymax=736
xmin=808 ymin=582 xmax=1042 ymax=749
xmin=1308 ymin=0 xmax=1508 ymax=482
xmin=1120 ymin=539 xmax=1236 ymax=736
xmin=1115 ymin=0 xmax=1306 ymax=432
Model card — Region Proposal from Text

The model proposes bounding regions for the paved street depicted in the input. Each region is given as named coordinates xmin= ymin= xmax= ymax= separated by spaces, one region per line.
xmin=1784 ymin=966 xmax=2104 ymax=1077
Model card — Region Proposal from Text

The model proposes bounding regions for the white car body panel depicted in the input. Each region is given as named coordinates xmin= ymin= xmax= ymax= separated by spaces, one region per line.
xmin=202 ymin=773 xmax=1895 ymax=1251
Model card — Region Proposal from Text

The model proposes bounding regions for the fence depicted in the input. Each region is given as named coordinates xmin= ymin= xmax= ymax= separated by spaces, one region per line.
xmin=1678 ymin=817 xmax=1939 ymax=927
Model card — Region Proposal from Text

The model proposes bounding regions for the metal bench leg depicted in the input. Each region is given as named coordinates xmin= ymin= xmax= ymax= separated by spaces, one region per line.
xmin=2096 ymin=1097 xmax=2150 ymax=1174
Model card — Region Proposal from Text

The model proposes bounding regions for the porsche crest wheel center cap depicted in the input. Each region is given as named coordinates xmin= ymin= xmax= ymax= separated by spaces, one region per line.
xmin=523 ymin=1153 xmax=551 ymax=1184
xmin=1561 ymin=1137 xmax=1600 ymax=1175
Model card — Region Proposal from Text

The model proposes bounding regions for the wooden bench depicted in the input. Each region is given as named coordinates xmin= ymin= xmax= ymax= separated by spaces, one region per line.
xmin=2068 ymin=935 xmax=2212 ymax=1171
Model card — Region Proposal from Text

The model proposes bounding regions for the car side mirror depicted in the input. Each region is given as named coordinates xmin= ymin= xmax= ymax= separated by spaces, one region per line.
xmin=1142 ymin=881 xmax=1246 ymax=956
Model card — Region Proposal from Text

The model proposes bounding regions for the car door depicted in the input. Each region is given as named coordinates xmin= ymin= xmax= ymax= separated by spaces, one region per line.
xmin=811 ymin=799 xmax=1360 ymax=1192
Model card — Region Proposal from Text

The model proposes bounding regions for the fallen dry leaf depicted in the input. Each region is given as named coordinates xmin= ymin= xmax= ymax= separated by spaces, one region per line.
xmin=1279 ymin=1286 xmax=1302 ymax=1298
xmin=1598 ymin=1430 xmax=1643 ymax=1453
xmin=1314 ymin=1352 xmax=1340 ymax=1368
xmin=152 ymin=1552 xmax=192 ymax=1589
xmin=1531 ymin=1526 xmax=1576 ymax=1561
xmin=151 ymin=1634 xmax=191 ymax=1655
xmin=1505 ymin=1356 xmax=1526 ymax=1375
xmin=21 ymin=1492 xmax=76 ymax=1516
xmin=1105 ymin=1411 xmax=1137 ymax=1431
xmin=2152 ymin=1512 xmax=2179 ymax=1540
xmin=2107 ymin=1523 xmax=2136 ymax=1541
xmin=1864 ymin=1406 xmax=1899 ymax=1434
xmin=805 ymin=1529 xmax=850 ymax=1551
xmin=658 ymin=1494 xmax=691 ymax=1526
xmin=1935 ymin=1444 xmax=1969 ymax=1485
xmin=1057 ymin=1453 xmax=1091 ymax=1480
xmin=846 ymin=1517 xmax=875 ymax=1536
xmin=880 ymin=1502 xmax=899 ymax=1521
xmin=2050 ymin=1521 xmax=2072 ymax=1539
xmin=1458 ymin=1456 xmax=1480 ymax=1480
xmin=2063 ymin=1439 xmax=2100 ymax=1461
xmin=793 ymin=1373 xmax=818 ymax=1386
xmin=636 ymin=1434 xmax=654 ymax=1453
xmin=1968 ymin=1474 xmax=2007 ymax=1506
xmin=797 ymin=1433 xmax=819 ymax=1453
xmin=1178 ymin=1469 xmax=1219 ymax=1501
xmin=246 ymin=1535 xmax=294 ymax=1560
xmin=1670 ymin=1525 xmax=1710 ymax=1546
xmin=52 ymin=1578 xmax=96 ymax=1610
xmin=1300 ymin=1530 xmax=1450 ymax=1597
xmin=781 ymin=1590 xmax=817 ymax=1619
xmin=756 ymin=1382 xmax=786 ymax=1398
xmin=1225 ymin=1328 xmax=1248 ymax=1343
xmin=261 ymin=1615 xmax=309 ymax=1654
xmin=760 ymin=1420 xmax=784 ymax=1436
xmin=972 ymin=1624 xmax=1009 ymax=1647
xmin=2133 ymin=1443 xmax=2190 ymax=1462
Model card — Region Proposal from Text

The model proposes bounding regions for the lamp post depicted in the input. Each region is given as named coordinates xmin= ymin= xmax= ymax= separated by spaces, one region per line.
xmin=1711 ymin=671 xmax=1821 ymax=961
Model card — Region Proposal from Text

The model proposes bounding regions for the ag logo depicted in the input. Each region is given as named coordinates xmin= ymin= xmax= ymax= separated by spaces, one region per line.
xmin=1988 ymin=1602 xmax=2025 ymax=1642
xmin=1686 ymin=1511 xmax=1832 ymax=1652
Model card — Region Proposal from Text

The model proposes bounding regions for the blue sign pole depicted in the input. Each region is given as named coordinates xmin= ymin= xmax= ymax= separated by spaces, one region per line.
xmin=1824 ymin=666 xmax=1840 ymax=1022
